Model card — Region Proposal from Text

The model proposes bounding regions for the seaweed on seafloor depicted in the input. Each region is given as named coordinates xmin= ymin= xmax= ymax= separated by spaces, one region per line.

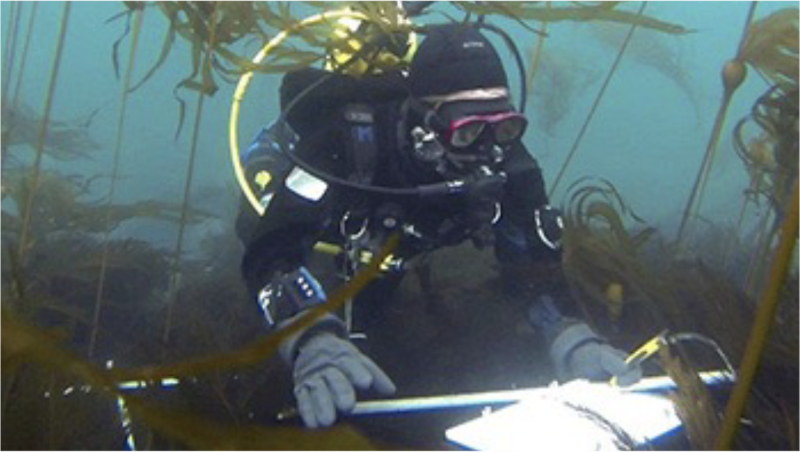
xmin=659 ymin=340 xmax=721 ymax=450
xmin=660 ymin=325 xmax=798 ymax=450
xmin=559 ymin=177 xmax=669 ymax=328
xmin=661 ymin=257 xmax=752 ymax=365
xmin=558 ymin=178 xmax=761 ymax=366
xmin=765 ymin=274 xmax=799 ymax=366
xmin=741 ymin=7 xmax=799 ymax=93
xmin=1 ymin=235 xmax=400 ymax=450
xmin=159 ymin=256 xmax=275 ymax=425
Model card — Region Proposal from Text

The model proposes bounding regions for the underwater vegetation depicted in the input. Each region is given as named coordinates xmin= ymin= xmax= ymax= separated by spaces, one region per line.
xmin=1 ymin=102 xmax=102 ymax=163
xmin=559 ymin=177 xmax=798 ymax=449
xmin=676 ymin=5 xmax=798 ymax=249
xmin=560 ymin=177 xmax=659 ymax=324
xmin=1 ymin=1 xmax=797 ymax=449
xmin=733 ymin=86 xmax=798 ymax=247
xmin=527 ymin=49 xmax=601 ymax=137
xmin=739 ymin=7 xmax=799 ymax=93
xmin=2 ymin=232 xmax=398 ymax=449
xmin=1 ymin=169 xmax=215 ymax=244
xmin=107 ymin=1 xmax=690 ymax=136
xmin=585 ymin=21 xmax=703 ymax=121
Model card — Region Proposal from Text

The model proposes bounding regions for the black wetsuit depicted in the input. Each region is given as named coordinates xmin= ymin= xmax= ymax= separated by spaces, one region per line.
xmin=236 ymin=69 xmax=563 ymax=323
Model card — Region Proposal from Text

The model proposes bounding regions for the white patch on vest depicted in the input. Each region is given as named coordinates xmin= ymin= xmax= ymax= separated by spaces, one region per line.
xmin=463 ymin=41 xmax=485 ymax=49
xmin=285 ymin=167 xmax=328 ymax=201
xmin=260 ymin=192 xmax=275 ymax=211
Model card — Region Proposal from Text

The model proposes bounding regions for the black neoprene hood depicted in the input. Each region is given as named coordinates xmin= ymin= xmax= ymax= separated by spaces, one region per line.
xmin=409 ymin=23 xmax=509 ymax=98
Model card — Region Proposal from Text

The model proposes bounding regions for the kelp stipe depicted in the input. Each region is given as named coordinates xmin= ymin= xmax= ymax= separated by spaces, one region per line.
xmin=548 ymin=2 xmax=648 ymax=197
xmin=17 ymin=2 xmax=71 ymax=262
xmin=90 ymin=6 xmax=145 ymax=359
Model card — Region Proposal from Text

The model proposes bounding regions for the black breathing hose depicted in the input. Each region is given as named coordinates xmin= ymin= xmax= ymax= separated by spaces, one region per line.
xmin=272 ymin=10 xmax=529 ymax=197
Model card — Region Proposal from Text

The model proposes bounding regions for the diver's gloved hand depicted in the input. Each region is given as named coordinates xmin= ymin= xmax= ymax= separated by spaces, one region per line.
xmin=527 ymin=295 xmax=641 ymax=386
xmin=291 ymin=332 xmax=396 ymax=429
xmin=550 ymin=322 xmax=642 ymax=386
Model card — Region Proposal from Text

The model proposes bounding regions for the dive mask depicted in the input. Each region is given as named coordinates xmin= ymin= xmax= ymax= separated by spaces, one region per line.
xmin=445 ymin=111 xmax=527 ymax=148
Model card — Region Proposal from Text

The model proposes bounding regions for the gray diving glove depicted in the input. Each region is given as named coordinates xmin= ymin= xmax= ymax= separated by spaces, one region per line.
xmin=528 ymin=295 xmax=642 ymax=386
xmin=290 ymin=331 xmax=396 ymax=428
xmin=550 ymin=322 xmax=642 ymax=386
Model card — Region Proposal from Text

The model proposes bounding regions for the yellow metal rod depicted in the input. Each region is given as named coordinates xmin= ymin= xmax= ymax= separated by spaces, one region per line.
xmin=715 ymin=178 xmax=799 ymax=449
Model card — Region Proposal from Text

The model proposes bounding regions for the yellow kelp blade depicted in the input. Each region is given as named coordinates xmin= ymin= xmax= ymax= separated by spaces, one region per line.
xmin=124 ymin=396 xmax=374 ymax=450
xmin=741 ymin=8 xmax=799 ymax=91
xmin=2 ymin=308 xmax=111 ymax=388
xmin=0 ymin=236 xmax=399 ymax=451
xmin=1 ymin=309 xmax=375 ymax=450
xmin=452 ymin=2 xmax=691 ymax=34
xmin=106 ymin=233 xmax=400 ymax=383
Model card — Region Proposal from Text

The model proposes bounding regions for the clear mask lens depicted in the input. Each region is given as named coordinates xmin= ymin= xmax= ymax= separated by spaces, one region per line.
xmin=451 ymin=121 xmax=487 ymax=148
xmin=493 ymin=116 xmax=527 ymax=144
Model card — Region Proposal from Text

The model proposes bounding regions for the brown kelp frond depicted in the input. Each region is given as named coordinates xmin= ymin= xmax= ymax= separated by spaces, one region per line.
xmin=1 ymin=102 xmax=102 ymax=161
xmin=1 ymin=308 xmax=375 ymax=450
xmin=124 ymin=396 xmax=375 ymax=450
xmin=586 ymin=22 xmax=702 ymax=121
xmin=28 ymin=238 xmax=169 ymax=295
xmin=763 ymin=274 xmax=799 ymax=366
xmin=452 ymin=1 xmax=691 ymax=34
xmin=741 ymin=7 xmax=799 ymax=93
xmin=560 ymin=178 xmax=664 ymax=325
xmin=564 ymin=177 xmax=654 ymax=255
xmin=2 ymin=170 xmax=215 ymax=239
xmin=558 ymin=178 xmax=760 ymax=357
xmin=528 ymin=49 xmax=601 ymax=135
xmin=659 ymin=341 xmax=721 ymax=450
xmin=158 ymin=2 xmax=263 ymax=91
xmin=134 ymin=1 xmax=688 ymax=94
xmin=106 ymin=233 xmax=398 ymax=382
xmin=755 ymin=87 xmax=798 ymax=218
xmin=1 ymin=236 xmax=400 ymax=448
xmin=665 ymin=258 xmax=751 ymax=364
xmin=728 ymin=84 xmax=797 ymax=296
xmin=560 ymin=401 xmax=638 ymax=450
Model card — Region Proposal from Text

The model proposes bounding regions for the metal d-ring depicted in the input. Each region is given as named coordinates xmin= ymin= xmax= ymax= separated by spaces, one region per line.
xmin=340 ymin=210 xmax=369 ymax=241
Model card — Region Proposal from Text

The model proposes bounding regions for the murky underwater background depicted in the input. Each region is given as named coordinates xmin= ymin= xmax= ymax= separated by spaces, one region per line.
xmin=1 ymin=1 xmax=797 ymax=450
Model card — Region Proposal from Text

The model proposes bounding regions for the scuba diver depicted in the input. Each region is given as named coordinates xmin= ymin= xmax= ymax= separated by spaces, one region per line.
xmin=235 ymin=22 xmax=642 ymax=429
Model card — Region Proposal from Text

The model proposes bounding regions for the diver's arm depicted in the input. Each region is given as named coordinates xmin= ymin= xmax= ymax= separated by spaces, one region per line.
xmin=494 ymin=142 xmax=563 ymax=267
xmin=237 ymin=117 xmax=340 ymax=309
xmin=239 ymin=185 xmax=330 ymax=301
xmin=495 ymin=144 xmax=640 ymax=384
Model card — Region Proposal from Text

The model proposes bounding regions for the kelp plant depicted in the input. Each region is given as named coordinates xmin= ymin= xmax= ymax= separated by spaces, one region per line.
xmin=1 ymin=170 xmax=215 ymax=242
xmin=559 ymin=177 xmax=661 ymax=328
xmin=732 ymin=85 xmax=798 ymax=293
xmin=108 ymin=1 xmax=690 ymax=137
xmin=2 ymin=234 xmax=400 ymax=449
xmin=558 ymin=178 xmax=760 ymax=360
xmin=677 ymin=5 xmax=798 ymax=247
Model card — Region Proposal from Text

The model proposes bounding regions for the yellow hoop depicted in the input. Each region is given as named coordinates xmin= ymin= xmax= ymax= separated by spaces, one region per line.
xmin=229 ymin=10 xmax=376 ymax=216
